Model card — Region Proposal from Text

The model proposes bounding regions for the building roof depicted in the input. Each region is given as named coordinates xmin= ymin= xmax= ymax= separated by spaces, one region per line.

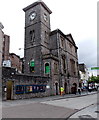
xmin=23 ymin=0 xmax=52 ymax=14
xmin=9 ymin=53 xmax=20 ymax=59
xmin=0 ymin=22 xmax=4 ymax=30
xmin=50 ymin=29 xmax=78 ymax=49
xmin=79 ymin=63 xmax=86 ymax=72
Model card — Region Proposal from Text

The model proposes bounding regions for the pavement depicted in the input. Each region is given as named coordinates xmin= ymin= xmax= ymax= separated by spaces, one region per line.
xmin=1 ymin=91 xmax=98 ymax=119
xmin=68 ymin=103 xmax=98 ymax=119
xmin=2 ymin=91 xmax=97 ymax=107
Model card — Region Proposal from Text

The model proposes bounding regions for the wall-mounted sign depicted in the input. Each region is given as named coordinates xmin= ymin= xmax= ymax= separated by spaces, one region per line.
xmin=3 ymin=60 xmax=11 ymax=67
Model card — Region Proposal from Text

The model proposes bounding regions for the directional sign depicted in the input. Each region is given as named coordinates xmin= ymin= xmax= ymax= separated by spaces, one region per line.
xmin=91 ymin=67 xmax=99 ymax=70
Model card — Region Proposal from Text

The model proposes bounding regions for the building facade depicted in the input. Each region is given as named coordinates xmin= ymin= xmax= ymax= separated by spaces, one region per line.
xmin=79 ymin=63 xmax=89 ymax=87
xmin=2 ymin=34 xmax=10 ymax=61
xmin=2 ymin=1 xmax=79 ymax=100
xmin=23 ymin=1 xmax=79 ymax=95
xmin=9 ymin=53 xmax=22 ymax=73
xmin=0 ymin=22 xmax=4 ymax=69
xmin=0 ymin=22 xmax=4 ymax=94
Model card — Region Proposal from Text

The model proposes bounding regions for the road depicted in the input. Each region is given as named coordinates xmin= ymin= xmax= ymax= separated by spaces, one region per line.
xmin=2 ymin=92 xmax=98 ymax=119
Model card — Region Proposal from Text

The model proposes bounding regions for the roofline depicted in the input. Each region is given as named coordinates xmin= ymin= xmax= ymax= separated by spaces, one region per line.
xmin=0 ymin=22 xmax=4 ymax=30
xmin=9 ymin=53 xmax=20 ymax=59
xmin=23 ymin=1 xmax=52 ymax=14
xmin=50 ymin=29 xmax=78 ymax=49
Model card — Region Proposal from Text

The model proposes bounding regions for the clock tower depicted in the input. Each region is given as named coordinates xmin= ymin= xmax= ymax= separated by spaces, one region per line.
xmin=23 ymin=1 xmax=52 ymax=76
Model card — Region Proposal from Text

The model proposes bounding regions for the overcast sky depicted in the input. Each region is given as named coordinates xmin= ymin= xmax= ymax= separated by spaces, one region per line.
xmin=0 ymin=0 xmax=97 ymax=75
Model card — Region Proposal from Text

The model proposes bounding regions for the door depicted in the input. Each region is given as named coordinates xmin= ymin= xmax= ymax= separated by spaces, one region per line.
xmin=55 ymin=83 xmax=58 ymax=95
xmin=7 ymin=81 xmax=13 ymax=100
xmin=64 ymin=82 xmax=67 ymax=94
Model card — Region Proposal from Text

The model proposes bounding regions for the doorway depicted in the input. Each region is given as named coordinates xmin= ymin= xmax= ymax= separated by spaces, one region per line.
xmin=7 ymin=81 xmax=13 ymax=100
xmin=64 ymin=82 xmax=67 ymax=94
xmin=55 ymin=82 xmax=58 ymax=95
xmin=71 ymin=83 xmax=77 ymax=94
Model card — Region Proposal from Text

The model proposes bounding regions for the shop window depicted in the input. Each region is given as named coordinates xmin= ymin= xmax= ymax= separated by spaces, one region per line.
xmin=32 ymin=85 xmax=37 ymax=93
xmin=25 ymin=85 xmax=33 ymax=93
xmin=45 ymin=63 xmax=50 ymax=74
xmin=15 ymin=85 xmax=24 ymax=94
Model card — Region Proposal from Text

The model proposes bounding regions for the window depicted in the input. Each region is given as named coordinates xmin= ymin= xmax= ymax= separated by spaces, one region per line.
xmin=62 ymin=56 xmax=66 ymax=73
xmin=25 ymin=85 xmax=33 ymax=93
xmin=70 ymin=59 xmax=76 ymax=76
xmin=43 ymin=13 xmax=47 ymax=21
xmin=44 ymin=31 xmax=49 ymax=44
xmin=45 ymin=63 xmax=50 ymax=74
xmin=30 ymin=30 xmax=35 ymax=42
xmin=60 ymin=36 xmax=65 ymax=48
xmin=15 ymin=85 xmax=24 ymax=94
xmin=69 ymin=43 xmax=73 ymax=52
xmin=45 ymin=31 xmax=47 ymax=39
xmin=29 ymin=60 xmax=35 ymax=72
xmin=69 ymin=43 xmax=72 ymax=48
xmin=54 ymin=63 xmax=58 ymax=73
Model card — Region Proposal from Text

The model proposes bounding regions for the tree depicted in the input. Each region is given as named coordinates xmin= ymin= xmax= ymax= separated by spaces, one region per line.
xmin=88 ymin=75 xmax=99 ymax=83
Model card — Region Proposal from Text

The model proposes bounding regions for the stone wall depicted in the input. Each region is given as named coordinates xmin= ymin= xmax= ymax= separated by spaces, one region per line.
xmin=2 ymin=67 xmax=51 ymax=100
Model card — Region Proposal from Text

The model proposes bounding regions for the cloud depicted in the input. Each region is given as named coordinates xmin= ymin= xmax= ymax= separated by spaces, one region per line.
xmin=77 ymin=38 xmax=97 ymax=68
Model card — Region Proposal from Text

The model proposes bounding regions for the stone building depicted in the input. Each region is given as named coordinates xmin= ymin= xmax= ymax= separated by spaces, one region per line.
xmin=0 ymin=22 xmax=4 ymax=94
xmin=79 ymin=63 xmax=89 ymax=87
xmin=23 ymin=1 xmax=79 ymax=95
xmin=2 ymin=1 xmax=79 ymax=100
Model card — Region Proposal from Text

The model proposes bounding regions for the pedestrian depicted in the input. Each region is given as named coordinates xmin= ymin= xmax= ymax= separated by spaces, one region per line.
xmin=78 ymin=86 xmax=81 ymax=94
xmin=88 ymin=86 xmax=92 ymax=92
xmin=60 ymin=87 xmax=64 ymax=96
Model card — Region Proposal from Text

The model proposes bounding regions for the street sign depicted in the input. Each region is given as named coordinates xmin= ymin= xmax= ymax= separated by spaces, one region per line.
xmin=91 ymin=67 xmax=99 ymax=70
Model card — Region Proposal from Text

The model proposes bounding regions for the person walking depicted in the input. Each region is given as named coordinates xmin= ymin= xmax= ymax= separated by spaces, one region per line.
xmin=78 ymin=86 xmax=81 ymax=95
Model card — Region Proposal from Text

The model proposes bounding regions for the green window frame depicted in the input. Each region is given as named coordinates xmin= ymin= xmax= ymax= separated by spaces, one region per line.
xmin=45 ymin=63 xmax=50 ymax=74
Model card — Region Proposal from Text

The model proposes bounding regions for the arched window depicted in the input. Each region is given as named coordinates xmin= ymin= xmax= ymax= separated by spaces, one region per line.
xmin=30 ymin=30 xmax=35 ymax=42
xmin=29 ymin=60 xmax=35 ymax=72
xmin=45 ymin=63 xmax=50 ymax=74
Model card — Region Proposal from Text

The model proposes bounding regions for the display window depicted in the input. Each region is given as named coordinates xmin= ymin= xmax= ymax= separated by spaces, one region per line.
xmin=15 ymin=85 xmax=24 ymax=94
xmin=25 ymin=85 xmax=33 ymax=93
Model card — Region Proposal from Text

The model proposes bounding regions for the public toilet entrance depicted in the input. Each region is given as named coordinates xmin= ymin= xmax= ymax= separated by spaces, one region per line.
xmin=7 ymin=81 xmax=13 ymax=100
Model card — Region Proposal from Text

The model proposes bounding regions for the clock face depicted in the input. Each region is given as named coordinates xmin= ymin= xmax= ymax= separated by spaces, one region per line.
xmin=30 ymin=12 xmax=36 ymax=21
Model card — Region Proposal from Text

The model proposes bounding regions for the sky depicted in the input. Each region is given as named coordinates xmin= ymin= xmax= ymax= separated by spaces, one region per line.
xmin=0 ymin=0 xmax=97 ymax=75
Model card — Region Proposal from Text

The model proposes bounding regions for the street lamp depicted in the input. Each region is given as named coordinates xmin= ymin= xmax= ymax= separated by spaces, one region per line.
xmin=18 ymin=48 xmax=24 ymax=58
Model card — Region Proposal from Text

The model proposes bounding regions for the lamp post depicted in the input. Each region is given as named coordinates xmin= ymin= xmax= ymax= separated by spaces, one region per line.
xmin=18 ymin=48 xmax=24 ymax=58
xmin=18 ymin=48 xmax=24 ymax=73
